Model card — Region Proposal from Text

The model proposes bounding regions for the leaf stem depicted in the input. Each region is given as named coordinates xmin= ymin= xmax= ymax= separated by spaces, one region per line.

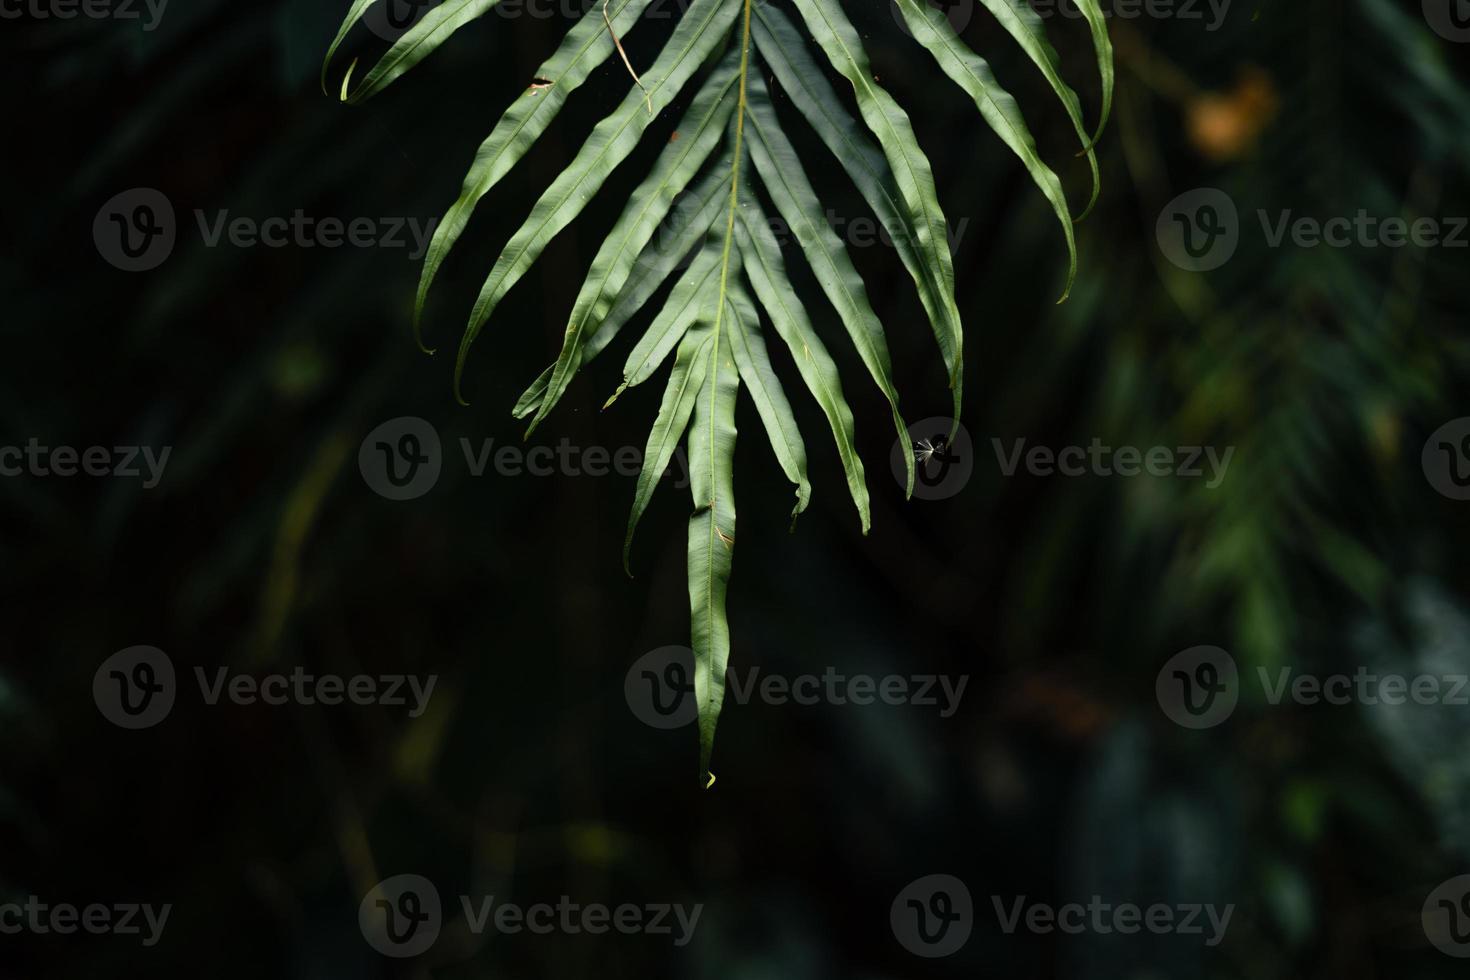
xmin=709 ymin=0 xmax=753 ymax=365
xmin=698 ymin=0 xmax=752 ymax=786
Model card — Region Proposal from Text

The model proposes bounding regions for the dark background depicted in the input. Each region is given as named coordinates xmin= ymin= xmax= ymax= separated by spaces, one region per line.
xmin=5 ymin=0 xmax=1470 ymax=976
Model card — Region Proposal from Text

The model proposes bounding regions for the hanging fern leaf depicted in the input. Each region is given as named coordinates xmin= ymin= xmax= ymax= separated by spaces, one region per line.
xmin=412 ymin=0 xmax=661 ymax=353
xmin=326 ymin=0 xmax=1112 ymax=784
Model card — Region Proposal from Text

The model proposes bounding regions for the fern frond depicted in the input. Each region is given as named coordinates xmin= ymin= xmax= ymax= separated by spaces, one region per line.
xmin=778 ymin=0 xmax=963 ymax=419
xmin=452 ymin=0 xmax=742 ymax=404
xmin=412 ymin=0 xmax=659 ymax=352
xmin=327 ymin=0 xmax=1112 ymax=780
xmin=532 ymin=50 xmax=743 ymax=432
xmin=743 ymin=71 xmax=915 ymax=498
xmin=893 ymin=0 xmax=1077 ymax=299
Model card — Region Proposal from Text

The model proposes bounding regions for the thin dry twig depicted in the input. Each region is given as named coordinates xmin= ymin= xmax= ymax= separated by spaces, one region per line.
xmin=604 ymin=0 xmax=652 ymax=114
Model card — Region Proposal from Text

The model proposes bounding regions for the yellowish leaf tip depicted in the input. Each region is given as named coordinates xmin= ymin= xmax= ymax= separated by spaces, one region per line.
xmin=339 ymin=58 xmax=359 ymax=104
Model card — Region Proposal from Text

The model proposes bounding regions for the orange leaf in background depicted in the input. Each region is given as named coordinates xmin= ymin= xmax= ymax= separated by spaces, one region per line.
xmin=1187 ymin=66 xmax=1279 ymax=162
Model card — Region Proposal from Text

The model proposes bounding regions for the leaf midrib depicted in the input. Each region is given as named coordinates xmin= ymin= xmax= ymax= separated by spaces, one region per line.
xmin=573 ymin=70 xmax=741 ymax=351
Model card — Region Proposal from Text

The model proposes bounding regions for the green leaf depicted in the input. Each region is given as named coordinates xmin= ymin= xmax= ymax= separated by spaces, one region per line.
xmin=341 ymin=0 xmax=507 ymax=105
xmin=624 ymin=324 xmax=713 ymax=574
xmin=892 ymin=0 xmax=1077 ymax=300
xmin=614 ymin=236 xmax=729 ymax=402
xmin=757 ymin=0 xmax=963 ymax=423
xmin=1070 ymin=0 xmax=1115 ymax=142
xmin=687 ymin=308 xmax=739 ymax=785
xmin=734 ymin=197 xmax=869 ymax=532
xmin=510 ymin=160 xmax=731 ymax=421
xmin=328 ymin=0 xmax=1110 ymax=782
xmin=972 ymin=0 xmax=1100 ymax=219
xmin=452 ymin=0 xmax=742 ymax=404
xmin=723 ymin=281 xmax=810 ymax=524
xmin=412 ymin=0 xmax=658 ymax=353
xmin=528 ymin=50 xmax=742 ymax=433
xmin=321 ymin=0 xmax=376 ymax=96
xmin=512 ymin=365 xmax=553 ymax=419
xmin=743 ymin=72 xmax=914 ymax=498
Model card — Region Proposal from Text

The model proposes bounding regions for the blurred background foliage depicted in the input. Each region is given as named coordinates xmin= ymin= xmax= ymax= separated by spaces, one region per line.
xmin=3 ymin=0 xmax=1470 ymax=976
